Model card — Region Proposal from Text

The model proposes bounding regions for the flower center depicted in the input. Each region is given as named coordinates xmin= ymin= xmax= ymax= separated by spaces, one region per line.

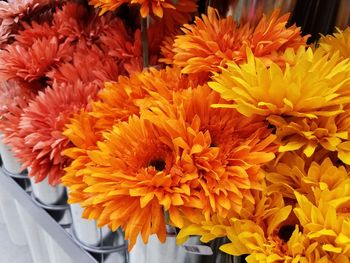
xmin=149 ymin=159 xmax=166 ymax=171
xmin=278 ymin=225 xmax=295 ymax=242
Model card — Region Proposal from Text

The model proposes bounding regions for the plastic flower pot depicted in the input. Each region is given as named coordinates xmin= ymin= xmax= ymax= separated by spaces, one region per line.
xmin=70 ymin=203 xmax=128 ymax=263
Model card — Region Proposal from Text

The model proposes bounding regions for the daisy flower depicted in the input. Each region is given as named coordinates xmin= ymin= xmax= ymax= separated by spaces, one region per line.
xmin=14 ymin=81 xmax=99 ymax=185
xmin=170 ymin=7 xmax=308 ymax=74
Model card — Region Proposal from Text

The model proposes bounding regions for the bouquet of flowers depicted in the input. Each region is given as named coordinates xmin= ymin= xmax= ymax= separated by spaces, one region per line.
xmin=1 ymin=1 xmax=350 ymax=262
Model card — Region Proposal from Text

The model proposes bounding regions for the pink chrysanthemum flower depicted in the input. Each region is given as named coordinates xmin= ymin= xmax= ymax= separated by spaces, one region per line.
xmin=15 ymin=81 xmax=99 ymax=185
xmin=0 ymin=37 xmax=74 ymax=84
xmin=47 ymin=42 xmax=120 ymax=86
xmin=0 ymin=81 xmax=35 ymax=148
xmin=0 ymin=0 xmax=52 ymax=20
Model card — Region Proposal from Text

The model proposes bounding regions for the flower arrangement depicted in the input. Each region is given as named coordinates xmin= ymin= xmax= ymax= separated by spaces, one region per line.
xmin=1 ymin=1 xmax=350 ymax=262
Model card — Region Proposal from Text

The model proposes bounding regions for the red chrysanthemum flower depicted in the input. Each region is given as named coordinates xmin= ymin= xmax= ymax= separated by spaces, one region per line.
xmin=14 ymin=81 xmax=99 ymax=185
xmin=169 ymin=8 xmax=308 ymax=74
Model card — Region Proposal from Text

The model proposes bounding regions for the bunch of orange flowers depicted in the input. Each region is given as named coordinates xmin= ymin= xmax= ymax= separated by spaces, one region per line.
xmin=1 ymin=1 xmax=350 ymax=262
xmin=62 ymin=5 xmax=350 ymax=262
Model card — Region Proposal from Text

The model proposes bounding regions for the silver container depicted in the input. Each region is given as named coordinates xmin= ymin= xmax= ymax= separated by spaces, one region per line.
xmin=70 ymin=203 xmax=128 ymax=263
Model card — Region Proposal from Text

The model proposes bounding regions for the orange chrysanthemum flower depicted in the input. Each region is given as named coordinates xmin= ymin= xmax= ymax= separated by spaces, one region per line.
xmin=62 ymin=110 xmax=101 ymax=204
xmin=141 ymin=85 xmax=277 ymax=221
xmin=151 ymin=0 xmax=197 ymax=36
xmin=169 ymin=7 xmax=308 ymax=74
xmin=62 ymin=67 xmax=202 ymax=211
xmin=72 ymin=116 xmax=194 ymax=250
xmin=90 ymin=66 xmax=204 ymax=131
xmin=89 ymin=0 xmax=178 ymax=18
xmin=14 ymin=81 xmax=99 ymax=185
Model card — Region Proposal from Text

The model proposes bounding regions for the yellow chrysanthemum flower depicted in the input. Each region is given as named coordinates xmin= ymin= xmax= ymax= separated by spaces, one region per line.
xmin=210 ymin=47 xmax=350 ymax=118
xmin=221 ymin=220 xmax=330 ymax=263
xmin=267 ymin=114 xmax=350 ymax=163
xmin=294 ymin=186 xmax=350 ymax=260
xmin=176 ymin=187 xmax=288 ymax=244
xmin=210 ymin=47 xmax=350 ymax=162
xmin=266 ymin=152 xmax=349 ymax=201
xmin=319 ymin=27 xmax=350 ymax=59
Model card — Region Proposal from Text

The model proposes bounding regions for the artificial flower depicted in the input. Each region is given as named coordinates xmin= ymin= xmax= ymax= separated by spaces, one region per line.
xmin=293 ymin=187 xmax=350 ymax=261
xmin=151 ymin=0 xmax=197 ymax=36
xmin=62 ymin=109 xmax=101 ymax=204
xmin=0 ymin=36 xmax=74 ymax=84
xmin=176 ymin=184 xmax=289 ymax=243
xmin=210 ymin=47 xmax=350 ymax=161
xmin=318 ymin=27 xmax=350 ymax=59
xmin=62 ymin=67 xmax=202 ymax=220
xmin=15 ymin=20 xmax=57 ymax=46
xmin=89 ymin=66 xmax=202 ymax=131
xmin=0 ymin=19 xmax=13 ymax=48
xmin=89 ymin=0 xmax=178 ymax=18
xmin=72 ymin=116 xmax=189 ymax=250
xmin=268 ymin=115 xmax=350 ymax=164
xmin=47 ymin=42 xmax=120 ymax=86
xmin=221 ymin=219 xmax=327 ymax=262
xmin=169 ymin=8 xmax=307 ymax=74
xmin=210 ymin=47 xmax=350 ymax=118
xmin=0 ymin=0 xmax=54 ymax=20
xmin=0 ymin=80 xmax=35 ymax=148
xmin=266 ymin=152 xmax=350 ymax=200
xmin=141 ymin=85 xmax=277 ymax=221
xmin=14 ymin=81 xmax=99 ymax=185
